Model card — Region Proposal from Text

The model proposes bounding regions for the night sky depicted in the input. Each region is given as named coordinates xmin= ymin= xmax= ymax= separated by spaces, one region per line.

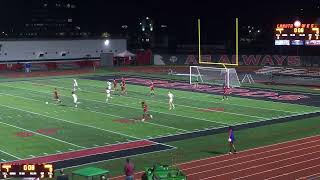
xmin=0 ymin=0 xmax=319 ymax=42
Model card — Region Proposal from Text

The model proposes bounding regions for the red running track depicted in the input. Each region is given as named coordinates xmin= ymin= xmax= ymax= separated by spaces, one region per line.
xmin=7 ymin=140 xmax=154 ymax=164
xmin=110 ymin=135 xmax=320 ymax=180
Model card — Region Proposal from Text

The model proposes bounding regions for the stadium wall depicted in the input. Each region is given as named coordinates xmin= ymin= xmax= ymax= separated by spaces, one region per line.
xmin=0 ymin=39 xmax=126 ymax=62
xmin=153 ymin=54 xmax=320 ymax=67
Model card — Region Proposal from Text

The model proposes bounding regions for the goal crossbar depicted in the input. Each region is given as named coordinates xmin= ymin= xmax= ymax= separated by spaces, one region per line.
xmin=189 ymin=66 xmax=241 ymax=88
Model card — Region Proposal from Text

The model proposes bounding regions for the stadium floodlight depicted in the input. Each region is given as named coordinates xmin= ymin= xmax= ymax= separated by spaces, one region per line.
xmin=104 ymin=39 xmax=110 ymax=46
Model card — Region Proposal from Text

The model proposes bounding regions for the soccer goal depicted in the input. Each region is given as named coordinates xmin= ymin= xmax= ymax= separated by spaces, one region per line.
xmin=189 ymin=66 xmax=241 ymax=87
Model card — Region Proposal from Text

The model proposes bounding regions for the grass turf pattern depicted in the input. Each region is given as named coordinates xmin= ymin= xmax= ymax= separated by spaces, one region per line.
xmin=0 ymin=77 xmax=318 ymax=163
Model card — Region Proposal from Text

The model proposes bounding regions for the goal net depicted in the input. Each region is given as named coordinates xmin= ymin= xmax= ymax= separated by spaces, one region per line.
xmin=190 ymin=66 xmax=241 ymax=87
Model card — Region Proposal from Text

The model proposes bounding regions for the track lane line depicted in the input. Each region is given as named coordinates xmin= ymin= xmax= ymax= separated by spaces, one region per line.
xmin=232 ymin=156 xmax=320 ymax=180
xmin=266 ymin=164 xmax=320 ymax=180
xmin=187 ymin=144 xmax=320 ymax=177
xmin=178 ymin=135 xmax=320 ymax=168
xmin=296 ymin=172 xmax=320 ymax=180
xmin=185 ymin=142 xmax=320 ymax=174
xmin=109 ymin=135 xmax=320 ymax=180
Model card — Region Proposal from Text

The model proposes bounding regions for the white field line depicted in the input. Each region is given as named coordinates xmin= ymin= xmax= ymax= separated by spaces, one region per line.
xmin=75 ymin=80 xmax=300 ymax=114
xmin=61 ymin=146 xmax=176 ymax=171
xmin=266 ymin=164 xmax=320 ymax=180
xmin=233 ymin=110 xmax=320 ymax=126
xmin=0 ymin=90 xmax=187 ymax=133
xmin=3 ymin=86 xmax=317 ymax=151
xmin=187 ymin=143 xmax=320 ymax=176
xmin=36 ymin=81 xmax=266 ymax=119
xmin=147 ymin=109 xmax=320 ymax=141
xmin=109 ymin=135 xmax=320 ymax=180
xmin=0 ymin=83 xmax=227 ymax=127
xmin=100 ymin=88 xmax=266 ymax=118
xmin=0 ymin=112 xmax=84 ymax=149
xmin=0 ymin=149 xmax=21 ymax=159
xmin=178 ymin=135 xmax=320 ymax=167
xmin=0 ymin=92 xmax=178 ymax=150
xmin=121 ymin=94 xmax=264 ymax=119
xmin=0 ymin=100 xmax=141 ymax=140
xmin=14 ymin=142 xmax=164 ymax=164
xmin=85 ymin=107 xmax=187 ymax=132
xmin=243 ymin=85 xmax=320 ymax=96
xmin=3 ymin=139 xmax=147 ymax=163
xmin=232 ymin=156 xmax=320 ymax=180
xmin=11 ymin=83 xmax=231 ymax=125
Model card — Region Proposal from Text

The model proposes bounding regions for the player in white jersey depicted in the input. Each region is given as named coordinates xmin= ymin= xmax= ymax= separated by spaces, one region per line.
xmin=168 ymin=91 xmax=175 ymax=110
xmin=107 ymin=81 xmax=112 ymax=90
xmin=105 ymin=88 xmax=112 ymax=103
xmin=72 ymin=91 xmax=79 ymax=107
xmin=73 ymin=79 xmax=80 ymax=91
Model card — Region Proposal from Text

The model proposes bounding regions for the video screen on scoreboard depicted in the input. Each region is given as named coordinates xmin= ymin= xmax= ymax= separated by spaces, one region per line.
xmin=275 ymin=20 xmax=320 ymax=46
xmin=290 ymin=40 xmax=304 ymax=45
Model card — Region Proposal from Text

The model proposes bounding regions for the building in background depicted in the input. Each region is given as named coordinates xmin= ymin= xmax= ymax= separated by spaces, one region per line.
xmin=21 ymin=0 xmax=80 ymax=38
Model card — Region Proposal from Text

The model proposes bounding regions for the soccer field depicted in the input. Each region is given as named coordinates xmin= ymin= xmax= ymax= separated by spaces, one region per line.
xmin=0 ymin=76 xmax=319 ymax=163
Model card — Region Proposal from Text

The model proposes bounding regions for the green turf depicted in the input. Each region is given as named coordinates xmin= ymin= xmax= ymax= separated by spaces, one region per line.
xmin=0 ymin=73 xmax=319 ymax=180
xmin=60 ymin=115 xmax=320 ymax=178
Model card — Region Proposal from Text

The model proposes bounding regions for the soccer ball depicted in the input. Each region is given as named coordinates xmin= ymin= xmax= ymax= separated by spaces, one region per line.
xmin=45 ymin=102 xmax=49 ymax=104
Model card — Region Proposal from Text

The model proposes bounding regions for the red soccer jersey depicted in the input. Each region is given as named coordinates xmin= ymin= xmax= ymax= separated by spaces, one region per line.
xmin=223 ymin=86 xmax=227 ymax=94
xmin=143 ymin=104 xmax=148 ymax=113
xmin=121 ymin=82 xmax=126 ymax=90
xmin=150 ymin=83 xmax=154 ymax=91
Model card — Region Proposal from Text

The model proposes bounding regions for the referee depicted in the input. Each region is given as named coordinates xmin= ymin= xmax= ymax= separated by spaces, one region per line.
xmin=228 ymin=127 xmax=237 ymax=154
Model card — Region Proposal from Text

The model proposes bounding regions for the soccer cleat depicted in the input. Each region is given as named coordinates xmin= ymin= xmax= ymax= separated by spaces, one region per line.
xmin=150 ymin=115 xmax=153 ymax=119
xmin=142 ymin=119 xmax=145 ymax=122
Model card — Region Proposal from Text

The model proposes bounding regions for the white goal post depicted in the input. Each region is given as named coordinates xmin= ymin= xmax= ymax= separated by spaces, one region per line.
xmin=189 ymin=66 xmax=241 ymax=87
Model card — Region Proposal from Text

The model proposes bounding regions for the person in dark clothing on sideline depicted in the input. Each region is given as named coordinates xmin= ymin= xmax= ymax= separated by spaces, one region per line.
xmin=57 ymin=169 xmax=68 ymax=180
xmin=228 ymin=127 xmax=237 ymax=154
xmin=124 ymin=158 xmax=134 ymax=180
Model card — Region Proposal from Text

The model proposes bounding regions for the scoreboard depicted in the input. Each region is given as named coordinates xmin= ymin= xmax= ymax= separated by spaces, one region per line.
xmin=275 ymin=20 xmax=320 ymax=46
xmin=0 ymin=164 xmax=54 ymax=179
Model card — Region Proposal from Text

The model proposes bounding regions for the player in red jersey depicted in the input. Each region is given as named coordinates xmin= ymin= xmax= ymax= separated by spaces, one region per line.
xmin=113 ymin=78 xmax=118 ymax=90
xmin=121 ymin=77 xmax=126 ymax=85
xmin=53 ymin=88 xmax=62 ymax=104
xmin=141 ymin=101 xmax=153 ymax=122
xmin=121 ymin=81 xmax=127 ymax=96
xmin=150 ymin=81 xmax=155 ymax=97
xmin=222 ymin=83 xmax=230 ymax=100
